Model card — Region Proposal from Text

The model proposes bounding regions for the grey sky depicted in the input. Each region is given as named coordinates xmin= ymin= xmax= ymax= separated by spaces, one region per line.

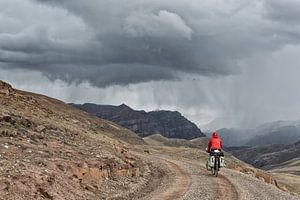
xmin=1 ymin=0 xmax=300 ymax=129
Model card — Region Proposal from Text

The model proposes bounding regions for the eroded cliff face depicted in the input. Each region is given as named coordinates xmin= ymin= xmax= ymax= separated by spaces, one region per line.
xmin=72 ymin=103 xmax=205 ymax=139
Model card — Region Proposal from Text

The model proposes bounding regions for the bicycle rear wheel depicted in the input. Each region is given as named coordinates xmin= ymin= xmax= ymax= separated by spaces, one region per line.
xmin=214 ymin=157 xmax=219 ymax=177
xmin=214 ymin=166 xmax=218 ymax=177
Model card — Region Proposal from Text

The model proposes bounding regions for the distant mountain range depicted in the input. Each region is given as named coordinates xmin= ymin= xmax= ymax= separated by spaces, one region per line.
xmin=208 ymin=120 xmax=300 ymax=147
xmin=226 ymin=141 xmax=300 ymax=171
xmin=71 ymin=103 xmax=205 ymax=139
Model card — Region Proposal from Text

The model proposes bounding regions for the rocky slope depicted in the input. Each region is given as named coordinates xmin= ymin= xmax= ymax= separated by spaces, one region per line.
xmin=227 ymin=141 xmax=300 ymax=170
xmin=71 ymin=103 xmax=205 ymax=139
xmin=0 ymin=80 xmax=153 ymax=200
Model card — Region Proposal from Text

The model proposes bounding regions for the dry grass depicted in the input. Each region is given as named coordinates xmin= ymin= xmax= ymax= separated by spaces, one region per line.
xmin=269 ymin=158 xmax=300 ymax=195
xmin=271 ymin=173 xmax=300 ymax=195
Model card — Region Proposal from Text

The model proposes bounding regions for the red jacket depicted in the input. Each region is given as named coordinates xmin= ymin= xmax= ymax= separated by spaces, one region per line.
xmin=208 ymin=131 xmax=222 ymax=153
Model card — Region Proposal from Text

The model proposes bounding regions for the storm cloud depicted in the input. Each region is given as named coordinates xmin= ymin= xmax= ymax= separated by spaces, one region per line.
xmin=1 ymin=0 xmax=299 ymax=87
xmin=1 ymin=0 xmax=300 ymax=128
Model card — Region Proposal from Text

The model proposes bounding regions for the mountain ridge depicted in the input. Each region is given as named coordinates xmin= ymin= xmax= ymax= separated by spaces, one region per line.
xmin=71 ymin=103 xmax=205 ymax=139
xmin=227 ymin=141 xmax=300 ymax=170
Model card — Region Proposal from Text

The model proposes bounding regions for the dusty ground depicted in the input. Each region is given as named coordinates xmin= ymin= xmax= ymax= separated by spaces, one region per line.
xmin=132 ymin=146 xmax=300 ymax=200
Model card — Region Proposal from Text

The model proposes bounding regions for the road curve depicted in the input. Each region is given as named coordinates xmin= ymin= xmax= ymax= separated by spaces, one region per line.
xmin=149 ymin=157 xmax=192 ymax=200
xmin=135 ymin=153 xmax=299 ymax=200
xmin=137 ymin=153 xmax=238 ymax=200
xmin=217 ymin=174 xmax=239 ymax=200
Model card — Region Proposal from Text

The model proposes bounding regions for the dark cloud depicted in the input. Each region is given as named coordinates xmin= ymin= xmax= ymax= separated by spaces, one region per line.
xmin=264 ymin=0 xmax=300 ymax=24
xmin=3 ymin=0 xmax=300 ymax=87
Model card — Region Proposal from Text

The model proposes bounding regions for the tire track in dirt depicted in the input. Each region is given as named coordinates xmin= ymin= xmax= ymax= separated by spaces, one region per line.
xmin=134 ymin=152 xmax=299 ymax=200
xmin=217 ymin=174 xmax=239 ymax=200
xmin=137 ymin=153 xmax=238 ymax=200
xmin=150 ymin=157 xmax=192 ymax=200
xmin=134 ymin=153 xmax=192 ymax=200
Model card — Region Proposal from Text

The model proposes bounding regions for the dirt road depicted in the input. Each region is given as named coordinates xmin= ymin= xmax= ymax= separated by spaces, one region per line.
xmin=138 ymin=153 xmax=300 ymax=200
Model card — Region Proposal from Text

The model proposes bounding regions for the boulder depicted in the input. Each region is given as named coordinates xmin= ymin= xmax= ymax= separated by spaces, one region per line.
xmin=36 ymin=125 xmax=46 ymax=133
xmin=72 ymin=167 xmax=109 ymax=184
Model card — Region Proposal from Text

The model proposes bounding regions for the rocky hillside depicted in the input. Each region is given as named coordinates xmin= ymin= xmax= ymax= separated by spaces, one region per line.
xmin=0 ymin=80 xmax=152 ymax=200
xmin=227 ymin=141 xmax=300 ymax=170
xmin=71 ymin=103 xmax=205 ymax=139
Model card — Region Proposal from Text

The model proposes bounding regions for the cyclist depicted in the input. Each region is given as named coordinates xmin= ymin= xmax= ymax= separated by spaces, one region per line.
xmin=206 ymin=131 xmax=224 ymax=172
xmin=207 ymin=131 xmax=222 ymax=153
